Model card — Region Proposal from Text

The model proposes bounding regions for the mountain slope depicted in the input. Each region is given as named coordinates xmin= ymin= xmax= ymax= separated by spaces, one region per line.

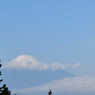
xmin=2 ymin=69 xmax=74 ymax=89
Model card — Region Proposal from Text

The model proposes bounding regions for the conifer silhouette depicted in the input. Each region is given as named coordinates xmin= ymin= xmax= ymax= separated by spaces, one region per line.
xmin=48 ymin=89 xmax=52 ymax=95
xmin=0 ymin=60 xmax=11 ymax=95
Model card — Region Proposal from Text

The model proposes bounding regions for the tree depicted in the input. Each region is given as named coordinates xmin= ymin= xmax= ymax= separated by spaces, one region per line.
xmin=0 ymin=61 xmax=11 ymax=95
xmin=48 ymin=89 xmax=52 ymax=95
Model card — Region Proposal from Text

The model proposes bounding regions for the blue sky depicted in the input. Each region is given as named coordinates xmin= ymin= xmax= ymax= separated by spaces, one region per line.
xmin=0 ymin=0 xmax=95 ymax=94
xmin=0 ymin=0 xmax=95 ymax=73
xmin=1 ymin=0 xmax=95 ymax=76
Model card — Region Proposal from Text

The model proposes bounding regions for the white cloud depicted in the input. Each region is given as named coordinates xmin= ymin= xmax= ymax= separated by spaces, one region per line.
xmin=72 ymin=63 xmax=81 ymax=69
xmin=3 ymin=55 xmax=81 ymax=71
xmin=13 ymin=76 xmax=95 ymax=95
xmin=3 ymin=55 xmax=65 ymax=71
xmin=65 ymin=63 xmax=81 ymax=70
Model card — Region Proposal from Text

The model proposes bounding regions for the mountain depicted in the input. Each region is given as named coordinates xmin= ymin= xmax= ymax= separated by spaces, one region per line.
xmin=2 ymin=69 xmax=74 ymax=90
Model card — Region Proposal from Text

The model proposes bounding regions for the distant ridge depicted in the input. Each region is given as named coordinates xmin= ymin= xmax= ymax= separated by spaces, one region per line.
xmin=3 ymin=69 xmax=74 ymax=89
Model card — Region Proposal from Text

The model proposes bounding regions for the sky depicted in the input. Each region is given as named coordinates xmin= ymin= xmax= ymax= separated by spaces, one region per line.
xmin=0 ymin=0 xmax=95 ymax=95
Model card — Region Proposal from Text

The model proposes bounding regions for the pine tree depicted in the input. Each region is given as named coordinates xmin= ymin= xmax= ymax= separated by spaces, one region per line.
xmin=48 ymin=89 xmax=52 ymax=95
xmin=0 ymin=60 xmax=11 ymax=95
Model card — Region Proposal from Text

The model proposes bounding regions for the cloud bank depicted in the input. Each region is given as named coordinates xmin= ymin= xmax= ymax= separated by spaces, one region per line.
xmin=3 ymin=55 xmax=65 ymax=71
xmin=13 ymin=76 xmax=95 ymax=95
xmin=3 ymin=55 xmax=81 ymax=71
